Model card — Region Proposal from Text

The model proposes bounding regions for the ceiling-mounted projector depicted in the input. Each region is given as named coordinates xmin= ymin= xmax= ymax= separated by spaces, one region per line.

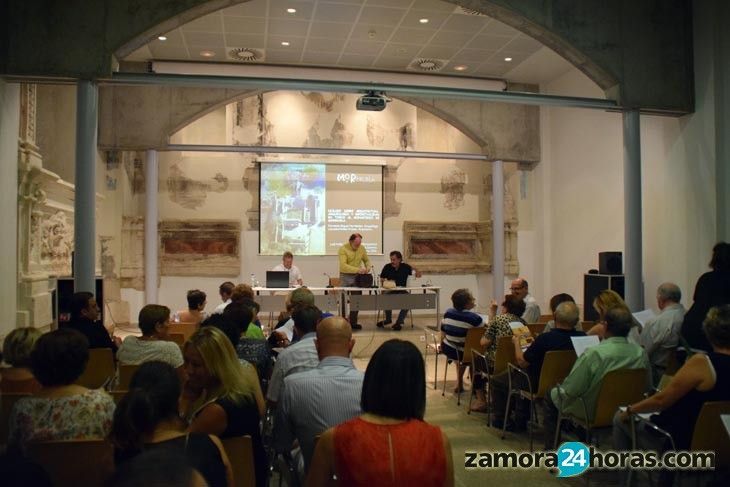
xmin=356 ymin=91 xmax=390 ymax=111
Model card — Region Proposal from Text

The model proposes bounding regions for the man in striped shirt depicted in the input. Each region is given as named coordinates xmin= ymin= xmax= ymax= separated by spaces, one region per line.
xmin=273 ymin=316 xmax=363 ymax=474
xmin=440 ymin=288 xmax=485 ymax=392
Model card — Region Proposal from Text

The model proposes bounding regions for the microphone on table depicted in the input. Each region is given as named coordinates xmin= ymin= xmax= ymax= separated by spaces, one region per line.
xmin=324 ymin=272 xmax=334 ymax=288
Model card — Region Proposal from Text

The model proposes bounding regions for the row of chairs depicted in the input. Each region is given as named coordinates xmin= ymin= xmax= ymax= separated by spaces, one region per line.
xmin=17 ymin=434 xmax=256 ymax=487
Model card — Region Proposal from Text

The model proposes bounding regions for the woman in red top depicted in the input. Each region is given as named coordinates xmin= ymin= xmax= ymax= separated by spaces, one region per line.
xmin=306 ymin=339 xmax=454 ymax=487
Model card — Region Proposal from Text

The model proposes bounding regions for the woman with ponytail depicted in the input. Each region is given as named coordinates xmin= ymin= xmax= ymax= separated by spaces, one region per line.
xmin=109 ymin=361 xmax=232 ymax=487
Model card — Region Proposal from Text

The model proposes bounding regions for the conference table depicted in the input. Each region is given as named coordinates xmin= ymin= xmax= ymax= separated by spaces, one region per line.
xmin=252 ymin=285 xmax=441 ymax=329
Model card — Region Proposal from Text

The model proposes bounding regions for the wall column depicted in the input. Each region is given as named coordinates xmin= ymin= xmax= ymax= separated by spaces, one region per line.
xmin=144 ymin=149 xmax=158 ymax=304
xmin=623 ymin=109 xmax=643 ymax=310
xmin=73 ymin=80 xmax=97 ymax=293
xmin=492 ymin=160 xmax=505 ymax=303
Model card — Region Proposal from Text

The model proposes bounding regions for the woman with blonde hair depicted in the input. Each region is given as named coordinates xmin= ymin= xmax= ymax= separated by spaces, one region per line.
xmin=586 ymin=289 xmax=641 ymax=343
xmin=181 ymin=326 xmax=266 ymax=487
xmin=1 ymin=327 xmax=42 ymax=393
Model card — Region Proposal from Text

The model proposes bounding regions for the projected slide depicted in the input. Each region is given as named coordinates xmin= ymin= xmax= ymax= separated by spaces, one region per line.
xmin=260 ymin=163 xmax=382 ymax=255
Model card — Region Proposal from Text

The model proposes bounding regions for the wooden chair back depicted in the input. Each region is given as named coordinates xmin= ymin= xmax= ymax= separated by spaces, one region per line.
xmin=538 ymin=314 xmax=553 ymax=323
xmin=461 ymin=327 xmax=486 ymax=365
xmin=75 ymin=348 xmax=115 ymax=389
xmin=168 ymin=332 xmax=186 ymax=347
xmin=527 ymin=323 xmax=545 ymax=337
xmin=591 ymin=368 xmax=647 ymax=427
xmin=110 ymin=390 xmax=128 ymax=404
xmin=26 ymin=439 xmax=114 ymax=487
xmin=690 ymin=401 xmax=730 ymax=467
xmin=170 ymin=322 xmax=197 ymax=341
xmin=221 ymin=435 xmax=256 ymax=487
xmin=0 ymin=392 xmax=30 ymax=444
xmin=0 ymin=376 xmax=40 ymax=394
xmin=117 ymin=363 xmax=140 ymax=390
xmin=493 ymin=335 xmax=516 ymax=374
xmin=535 ymin=350 xmax=577 ymax=398
xmin=580 ymin=321 xmax=595 ymax=332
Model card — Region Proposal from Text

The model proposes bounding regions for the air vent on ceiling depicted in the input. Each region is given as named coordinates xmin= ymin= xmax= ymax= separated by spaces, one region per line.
xmin=227 ymin=47 xmax=265 ymax=62
xmin=408 ymin=58 xmax=447 ymax=72
xmin=453 ymin=6 xmax=489 ymax=17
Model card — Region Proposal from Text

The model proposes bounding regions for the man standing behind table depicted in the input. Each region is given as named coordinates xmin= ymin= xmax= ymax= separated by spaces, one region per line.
xmin=272 ymin=251 xmax=303 ymax=287
xmin=338 ymin=233 xmax=371 ymax=330
xmin=377 ymin=250 xmax=422 ymax=331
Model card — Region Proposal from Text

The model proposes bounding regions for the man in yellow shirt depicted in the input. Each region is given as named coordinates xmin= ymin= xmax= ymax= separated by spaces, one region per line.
xmin=338 ymin=233 xmax=371 ymax=330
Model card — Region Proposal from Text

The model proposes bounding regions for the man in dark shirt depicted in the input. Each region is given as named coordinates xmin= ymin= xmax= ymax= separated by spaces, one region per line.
xmin=491 ymin=301 xmax=585 ymax=428
xmin=65 ymin=291 xmax=119 ymax=353
xmin=377 ymin=250 xmax=421 ymax=331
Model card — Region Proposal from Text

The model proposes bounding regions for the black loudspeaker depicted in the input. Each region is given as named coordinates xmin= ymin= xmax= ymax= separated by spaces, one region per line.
xmin=599 ymin=251 xmax=623 ymax=275
xmin=583 ymin=274 xmax=625 ymax=321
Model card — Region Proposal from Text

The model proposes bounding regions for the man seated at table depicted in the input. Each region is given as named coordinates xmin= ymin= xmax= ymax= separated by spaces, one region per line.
xmin=376 ymin=250 xmax=421 ymax=331
xmin=272 ymin=251 xmax=303 ymax=287
xmin=490 ymin=301 xmax=585 ymax=429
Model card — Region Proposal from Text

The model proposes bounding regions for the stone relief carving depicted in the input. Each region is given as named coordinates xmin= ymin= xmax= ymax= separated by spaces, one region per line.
xmin=120 ymin=216 xmax=145 ymax=290
xmin=166 ymin=163 xmax=228 ymax=210
xmin=41 ymin=211 xmax=73 ymax=263
xmin=441 ymin=167 xmax=466 ymax=210
xmin=301 ymin=92 xmax=345 ymax=112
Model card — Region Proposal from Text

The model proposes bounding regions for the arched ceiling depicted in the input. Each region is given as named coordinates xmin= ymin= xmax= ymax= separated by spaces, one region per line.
xmin=121 ymin=0 xmax=576 ymax=87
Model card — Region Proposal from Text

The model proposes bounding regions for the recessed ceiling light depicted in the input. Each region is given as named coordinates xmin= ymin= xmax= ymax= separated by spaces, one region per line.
xmin=504 ymin=57 xmax=513 ymax=62
xmin=419 ymin=18 xmax=429 ymax=24
xmin=287 ymin=8 xmax=296 ymax=14
xmin=158 ymin=35 xmax=167 ymax=41
xmin=199 ymin=50 xmax=216 ymax=58
xmin=453 ymin=65 xmax=468 ymax=71
xmin=281 ymin=41 xmax=290 ymax=47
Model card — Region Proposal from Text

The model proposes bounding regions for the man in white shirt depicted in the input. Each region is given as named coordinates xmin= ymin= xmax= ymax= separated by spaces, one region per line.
xmin=272 ymin=251 xmax=303 ymax=287
xmin=510 ymin=277 xmax=541 ymax=324
xmin=212 ymin=281 xmax=234 ymax=314
xmin=640 ymin=282 xmax=686 ymax=384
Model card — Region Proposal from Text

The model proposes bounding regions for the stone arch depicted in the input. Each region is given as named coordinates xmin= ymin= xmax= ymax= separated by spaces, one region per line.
xmin=114 ymin=0 xmax=615 ymax=97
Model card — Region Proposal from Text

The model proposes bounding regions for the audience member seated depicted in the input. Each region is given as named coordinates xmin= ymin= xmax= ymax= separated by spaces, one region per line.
xmin=65 ymin=291 xmax=119 ymax=352
xmin=507 ymin=278 xmax=541 ymax=324
xmin=110 ymin=361 xmax=232 ymax=487
xmin=0 ymin=327 xmax=42 ymax=393
xmin=181 ymin=326 xmax=267 ymax=487
xmin=274 ymin=316 xmax=363 ymax=473
xmin=224 ymin=302 xmax=264 ymax=339
xmin=8 ymin=329 xmax=115 ymax=452
xmin=108 ymin=449 xmax=208 ymax=487
xmin=117 ymin=305 xmax=184 ymax=370
xmin=543 ymin=307 xmax=650 ymax=449
xmin=681 ymin=242 xmax=730 ymax=352
xmin=175 ymin=289 xmax=208 ymax=326
xmin=212 ymin=281 xmax=235 ymax=315
xmin=542 ymin=293 xmax=580 ymax=332
xmin=586 ymin=289 xmax=642 ymax=343
xmin=640 ymin=282 xmax=686 ymax=384
xmin=270 ymin=287 xmax=317 ymax=346
xmin=482 ymin=294 xmax=526 ymax=363
xmin=614 ymin=305 xmax=730 ymax=483
xmin=490 ymin=302 xmax=586 ymax=429
xmin=306 ymin=339 xmax=454 ymax=487
xmin=267 ymin=304 xmax=322 ymax=405
xmin=201 ymin=313 xmax=272 ymax=391
xmin=440 ymin=288 xmax=485 ymax=394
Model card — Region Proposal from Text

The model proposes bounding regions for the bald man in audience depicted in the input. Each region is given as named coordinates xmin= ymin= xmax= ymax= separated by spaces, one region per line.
xmin=640 ymin=282 xmax=685 ymax=385
xmin=273 ymin=316 xmax=363 ymax=474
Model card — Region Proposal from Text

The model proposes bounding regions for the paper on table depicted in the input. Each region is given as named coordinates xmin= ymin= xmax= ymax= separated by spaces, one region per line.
xmin=632 ymin=309 xmax=657 ymax=328
xmin=571 ymin=335 xmax=600 ymax=357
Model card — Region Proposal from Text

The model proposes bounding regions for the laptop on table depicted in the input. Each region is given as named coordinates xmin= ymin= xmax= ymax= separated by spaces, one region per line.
xmin=266 ymin=271 xmax=291 ymax=288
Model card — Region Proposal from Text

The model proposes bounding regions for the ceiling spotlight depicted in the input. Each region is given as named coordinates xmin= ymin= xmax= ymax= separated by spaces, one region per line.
xmin=199 ymin=50 xmax=216 ymax=58
xmin=287 ymin=8 xmax=296 ymax=14
xmin=453 ymin=65 xmax=468 ymax=71
xmin=504 ymin=57 xmax=513 ymax=62
xmin=419 ymin=18 xmax=429 ymax=24
xmin=281 ymin=41 xmax=290 ymax=46
xmin=158 ymin=35 xmax=167 ymax=41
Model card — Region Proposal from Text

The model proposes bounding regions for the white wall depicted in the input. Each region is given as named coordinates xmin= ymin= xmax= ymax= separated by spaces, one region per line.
xmin=0 ymin=81 xmax=20 ymax=338
xmin=531 ymin=65 xmax=717 ymax=313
